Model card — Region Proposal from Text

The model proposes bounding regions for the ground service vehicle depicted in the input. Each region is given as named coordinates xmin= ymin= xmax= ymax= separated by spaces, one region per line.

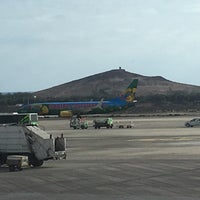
xmin=59 ymin=110 xmax=73 ymax=118
xmin=0 ymin=113 xmax=39 ymax=126
xmin=93 ymin=118 xmax=113 ymax=129
xmin=6 ymin=155 xmax=29 ymax=172
xmin=0 ymin=113 xmax=67 ymax=170
xmin=70 ymin=116 xmax=88 ymax=129
xmin=185 ymin=118 xmax=200 ymax=127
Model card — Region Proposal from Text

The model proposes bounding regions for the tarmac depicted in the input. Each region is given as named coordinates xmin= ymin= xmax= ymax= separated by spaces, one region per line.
xmin=1 ymin=116 xmax=200 ymax=200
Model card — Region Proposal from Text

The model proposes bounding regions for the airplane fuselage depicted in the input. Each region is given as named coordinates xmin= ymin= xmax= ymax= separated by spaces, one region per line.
xmin=18 ymin=79 xmax=138 ymax=115
xmin=18 ymin=99 xmax=128 ymax=115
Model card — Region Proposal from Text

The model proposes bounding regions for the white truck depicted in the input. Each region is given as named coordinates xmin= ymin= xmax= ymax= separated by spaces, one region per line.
xmin=0 ymin=113 xmax=67 ymax=171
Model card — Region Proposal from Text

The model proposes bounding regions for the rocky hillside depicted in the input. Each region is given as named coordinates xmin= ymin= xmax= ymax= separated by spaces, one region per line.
xmin=34 ymin=68 xmax=200 ymax=100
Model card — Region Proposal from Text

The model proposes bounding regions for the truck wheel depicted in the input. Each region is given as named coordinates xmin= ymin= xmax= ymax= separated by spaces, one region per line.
xmin=31 ymin=160 xmax=43 ymax=167
xmin=9 ymin=165 xmax=20 ymax=172
xmin=0 ymin=155 xmax=6 ymax=165
xmin=9 ymin=165 xmax=15 ymax=172
xmin=29 ymin=156 xmax=44 ymax=167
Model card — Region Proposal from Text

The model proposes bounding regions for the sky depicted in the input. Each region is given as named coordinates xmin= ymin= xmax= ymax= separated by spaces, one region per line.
xmin=1 ymin=0 xmax=200 ymax=92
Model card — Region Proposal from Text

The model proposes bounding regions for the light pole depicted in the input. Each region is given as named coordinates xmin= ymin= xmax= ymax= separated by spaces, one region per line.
xmin=34 ymin=96 xmax=37 ymax=103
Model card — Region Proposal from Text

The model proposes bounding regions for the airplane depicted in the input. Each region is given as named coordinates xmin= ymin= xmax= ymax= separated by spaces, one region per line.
xmin=18 ymin=79 xmax=138 ymax=116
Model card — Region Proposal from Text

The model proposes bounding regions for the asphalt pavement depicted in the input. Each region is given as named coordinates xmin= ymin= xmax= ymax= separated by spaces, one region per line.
xmin=1 ymin=116 xmax=200 ymax=200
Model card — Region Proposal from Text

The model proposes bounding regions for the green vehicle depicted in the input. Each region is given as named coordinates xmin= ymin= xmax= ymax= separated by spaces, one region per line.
xmin=70 ymin=116 xmax=88 ymax=129
xmin=0 ymin=113 xmax=38 ymax=126
xmin=93 ymin=118 xmax=113 ymax=129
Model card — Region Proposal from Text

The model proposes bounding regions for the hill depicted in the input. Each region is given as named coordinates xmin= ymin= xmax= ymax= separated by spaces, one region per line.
xmin=34 ymin=68 xmax=200 ymax=100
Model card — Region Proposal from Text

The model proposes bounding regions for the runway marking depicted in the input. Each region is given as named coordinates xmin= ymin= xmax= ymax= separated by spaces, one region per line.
xmin=128 ymin=137 xmax=200 ymax=142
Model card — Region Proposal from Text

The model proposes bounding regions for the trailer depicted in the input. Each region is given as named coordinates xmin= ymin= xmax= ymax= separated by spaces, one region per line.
xmin=0 ymin=113 xmax=67 ymax=171
xmin=115 ymin=119 xmax=135 ymax=128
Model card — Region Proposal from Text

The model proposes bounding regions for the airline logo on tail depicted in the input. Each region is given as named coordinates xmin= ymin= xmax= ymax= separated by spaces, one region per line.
xmin=124 ymin=79 xmax=138 ymax=103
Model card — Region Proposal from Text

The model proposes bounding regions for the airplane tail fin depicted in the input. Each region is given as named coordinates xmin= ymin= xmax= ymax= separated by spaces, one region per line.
xmin=96 ymin=98 xmax=104 ymax=109
xmin=122 ymin=79 xmax=138 ymax=103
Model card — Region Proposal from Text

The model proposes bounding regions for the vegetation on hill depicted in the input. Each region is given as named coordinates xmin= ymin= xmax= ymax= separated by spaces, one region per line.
xmin=1 ymin=91 xmax=200 ymax=113
xmin=1 ymin=69 xmax=200 ymax=113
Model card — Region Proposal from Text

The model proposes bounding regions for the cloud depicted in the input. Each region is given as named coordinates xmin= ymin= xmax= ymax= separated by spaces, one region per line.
xmin=181 ymin=2 xmax=200 ymax=13
xmin=1 ymin=0 xmax=200 ymax=91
